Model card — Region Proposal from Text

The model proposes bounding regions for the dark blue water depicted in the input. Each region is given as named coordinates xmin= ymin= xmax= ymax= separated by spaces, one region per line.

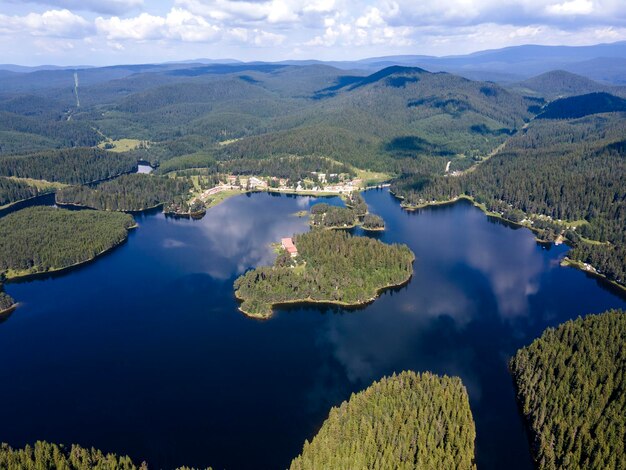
xmin=1 ymin=189 xmax=625 ymax=470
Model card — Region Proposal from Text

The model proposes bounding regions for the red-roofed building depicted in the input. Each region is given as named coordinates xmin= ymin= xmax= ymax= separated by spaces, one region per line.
xmin=281 ymin=237 xmax=298 ymax=257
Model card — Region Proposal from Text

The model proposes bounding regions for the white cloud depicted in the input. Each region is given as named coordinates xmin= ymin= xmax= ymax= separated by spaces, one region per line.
xmin=0 ymin=9 xmax=92 ymax=38
xmin=228 ymin=27 xmax=286 ymax=46
xmin=96 ymin=8 xmax=220 ymax=42
xmin=10 ymin=0 xmax=143 ymax=15
xmin=175 ymin=0 xmax=338 ymax=25
xmin=546 ymin=0 xmax=594 ymax=15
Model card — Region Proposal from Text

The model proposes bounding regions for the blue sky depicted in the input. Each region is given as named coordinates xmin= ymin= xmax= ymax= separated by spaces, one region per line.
xmin=1 ymin=0 xmax=625 ymax=65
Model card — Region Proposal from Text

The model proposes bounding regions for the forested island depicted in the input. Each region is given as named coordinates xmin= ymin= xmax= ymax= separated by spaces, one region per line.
xmin=234 ymin=230 xmax=414 ymax=318
xmin=0 ymin=207 xmax=135 ymax=279
xmin=290 ymin=370 xmax=476 ymax=469
xmin=510 ymin=310 xmax=625 ymax=469
xmin=309 ymin=192 xmax=385 ymax=231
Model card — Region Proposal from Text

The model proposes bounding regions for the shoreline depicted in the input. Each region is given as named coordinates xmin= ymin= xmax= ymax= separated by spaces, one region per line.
xmin=560 ymin=257 xmax=626 ymax=294
xmin=4 ymin=224 xmax=137 ymax=282
xmin=0 ymin=303 xmax=17 ymax=317
xmin=56 ymin=198 xmax=164 ymax=214
xmin=394 ymin=191 xmax=626 ymax=292
xmin=361 ymin=225 xmax=385 ymax=232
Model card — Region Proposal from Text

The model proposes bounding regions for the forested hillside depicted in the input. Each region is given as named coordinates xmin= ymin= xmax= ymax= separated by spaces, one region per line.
xmin=56 ymin=174 xmax=192 ymax=212
xmin=0 ymin=148 xmax=136 ymax=184
xmin=510 ymin=311 xmax=626 ymax=469
xmin=0 ymin=207 xmax=135 ymax=278
xmin=513 ymin=70 xmax=618 ymax=100
xmin=0 ymin=177 xmax=39 ymax=207
xmin=537 ymin=92 xmax=626 ymax=119
xmin=290 ymin=370 xmax=476 ymax=470
xmin=234 ymin=230 xmax=414 ymax=318
xmin=391 ymin=112 xmax=626 ymax=287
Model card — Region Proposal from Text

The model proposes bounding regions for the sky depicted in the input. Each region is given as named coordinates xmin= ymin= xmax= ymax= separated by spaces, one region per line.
xmin=1 ymin=0 xmax=626 ymax=65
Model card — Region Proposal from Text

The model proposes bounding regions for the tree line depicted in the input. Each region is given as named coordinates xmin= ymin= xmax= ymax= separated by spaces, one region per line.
xmin=0 ymin=148 xmax=137 ymax=185
xmin=56 ymin=174 xmax=192 ymax=212
xmin=510 ymin=310 xmax=625 ymax=470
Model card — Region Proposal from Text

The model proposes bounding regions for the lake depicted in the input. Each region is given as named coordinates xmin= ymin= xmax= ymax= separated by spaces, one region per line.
xmin=1 ymin=189 xmax=625 ymax=469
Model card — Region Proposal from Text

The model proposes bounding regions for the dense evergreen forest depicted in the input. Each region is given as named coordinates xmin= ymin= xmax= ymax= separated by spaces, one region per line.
xmin=0 ymin=176 xmax=39 ymax=207
xmin=537 ymin=92 xmax=626 ymax=119
xmin=0 ymin=441 xmax=214 ymax=470
xmin=0 ymin=207 xmax=135 ymax=278
xmin=362 ymin=213 xmax=385 ymax=230
xmin=234 ymin=230 xmax=413 ymax=318
xmin=290 ymin=370 xmax=476 ymax=470
xmin=310 ymin=203 xmax=358 ymax=228
xmin=159 ymin=155 xmax=355 ymax=181
xmin=391 ymin=112 xmax=626 ymax=287
xmin=0 ymin=148 xmax=137 ymax=184
xmin=0 ymin=442 xmax=144 ymax=470
xmin=510 ymin=311 xmax=626 ymax=470
xmin=56 ymin=174 xmax=192 ymax=212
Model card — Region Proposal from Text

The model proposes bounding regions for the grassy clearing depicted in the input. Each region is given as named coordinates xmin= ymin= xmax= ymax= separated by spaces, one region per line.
xmin=7 ymin=177 xmax=67 ymax=191
xmin=354 ymin=168 xmax=393 ymax=187
xmin=204 ymin=189 xmax=242 ymax=209
xmin=97 ymin=138 xmax=145 ymax=152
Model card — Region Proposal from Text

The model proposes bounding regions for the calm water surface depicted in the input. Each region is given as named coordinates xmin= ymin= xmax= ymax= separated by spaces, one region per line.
xmin=1 ymin=189 xmax=625 ymax=469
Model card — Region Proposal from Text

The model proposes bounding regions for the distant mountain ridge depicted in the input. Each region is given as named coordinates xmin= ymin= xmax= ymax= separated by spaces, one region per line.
xmin=3 ymin=41 xmax=626 ymax=85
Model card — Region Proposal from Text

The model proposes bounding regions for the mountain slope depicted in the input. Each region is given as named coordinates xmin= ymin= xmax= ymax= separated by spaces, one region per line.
xmin=513 ymin=70 xmax=616 ymax=99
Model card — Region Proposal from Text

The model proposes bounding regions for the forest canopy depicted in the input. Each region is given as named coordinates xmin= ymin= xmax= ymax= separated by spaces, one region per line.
xmin=0 ymin=148 xmax=137 ymax=185
xmin=290 ymin=370 xmax=476 ymax=470
xmin=56 ymin=174 xmax=192 ymax=212
xmin=510 ymin=310 xmax=626 ymax=470
xmin=0 ymin=441 xmax=144 ymax=470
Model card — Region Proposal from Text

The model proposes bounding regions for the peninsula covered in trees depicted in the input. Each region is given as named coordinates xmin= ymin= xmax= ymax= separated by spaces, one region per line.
xmin=56 ymin=174 xmax=192 ymax=212
xmin=234 ymin=230 xmax=413 ymax=318
xmin=0 ymin=288 xmax=14 ymax=314
xmin=0 ymin=207 xmax=135 ymax=279
xmin=510 ymin=310 xmax=625 ymax=470
xmin=290 ymin=371 xmax=476 ymax=470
